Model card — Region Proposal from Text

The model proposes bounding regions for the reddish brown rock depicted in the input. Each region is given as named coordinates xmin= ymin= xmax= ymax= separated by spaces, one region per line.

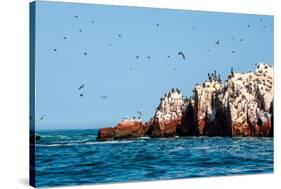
xmin=97 ymin=128 xmax=114 ymax=141
xmin=151 ymin=117 xmax=181 ymax=137
xmin=114 ymin=120 xmax=144 ymax=139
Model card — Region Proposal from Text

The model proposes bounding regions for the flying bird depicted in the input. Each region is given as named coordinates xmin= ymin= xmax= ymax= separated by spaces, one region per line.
xmin=39 ymin=115 xmax=46 ymax=121
xmin=232 ymin=50 xmax=236 ymax=53
xmin=53 ymin=48 xmax=57 ymax=52
xmin=156 ymin=24 xmax=160 ymax=27
xmin=91 ymin=20 xmax=95 ymax=23
xmin=84 ymin=52 xmax=87 ymax=55
xmin=215 ymin=40 xmax=220 ymax=45
xmin=247 ymin=24 xmax=250 ymax=28
xmin=147 ymin=56 xmax=151 ymax=59
xmin=240 ymin=39 xmax=243 ymax=42
xmin=78 ymin=84 xmax=85 ymax=90
xmin=101 ymin=96 xmax=108 ymax=99
xmin=79 ymin=29 xmax=82 ymax=32
xmin=167 ymin=55 xmax=171 ymax=58
xmin=178 ymin=51 xmax=186 ymax=60
xmin=118 ymin=34 xmax=122 ymax=37
xmin=63 ymin=36 xmax=67 ymax=39
xmin=80 ymin=93 xmax=84 ymax=97
xmin=75 ymin=15 xmax=79 ymax=18
xmin=129 ymin=67 xmax=133 ymax=71
xmin=136 ymin=56 xmax=139 ymax=59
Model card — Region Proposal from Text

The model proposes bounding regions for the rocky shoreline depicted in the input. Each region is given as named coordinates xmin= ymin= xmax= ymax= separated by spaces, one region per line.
xmin=97 ymin=63 xmax=273 ymax=141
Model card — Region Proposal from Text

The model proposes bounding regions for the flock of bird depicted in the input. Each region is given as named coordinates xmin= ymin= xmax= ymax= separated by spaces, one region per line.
xmin=36 ymin=12 xmax=269 ymax=123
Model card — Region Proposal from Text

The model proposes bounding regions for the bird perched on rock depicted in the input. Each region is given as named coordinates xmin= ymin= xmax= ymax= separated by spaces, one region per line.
xmin=178 ymin=51 xmax=186 ymax=60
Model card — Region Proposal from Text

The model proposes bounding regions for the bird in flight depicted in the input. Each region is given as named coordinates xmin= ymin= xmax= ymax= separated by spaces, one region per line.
xmin=178 ymin=51 xmax=186 ymax=60
xmin=147 ymin=56 xmax=151 ymax=59
xmin=91 ymin=20 xmax=95 ymax=23
xmin=39 ymin=115 xmax=46 ymax=121
xmin=156 ymin=24 xmax=160 ymax=27
xmin=78 ymin=84 xmax=85 ymax=90
xmin=80 ymin=93 xmax=84 ymax=97
xmin=232 ymin=50 xmax=236 ymax=53
xmin=215 ymin=40 xmax=220 ymax=45
xmin=118 ymin=34 xmax=122 ymax=37
xmin=63 ymin=36 xmax=67 ymax=39
xmin=84 ymin=52 xmax=87 ymax=55
xmin=53 ymin=48 xmax=57 ymax=52
xmin=136 ymin=56 xmax=139 ymax=59
xmin=129 ymin=67 xmax=133 ymax=71
xmin=167 ymin=55 xmax=171 ymax=58
xmin=137 ymin=111 xmax=142 ymax=116
xmin=101 ymin=96 xmax=108 ymax=99
xmin=240 ymin=39 xmax=243 ymax=42
xmin=75 ymin=15 xmax=79 ymax=18
xmin=247 ymin=24 xmax=250 ymax=28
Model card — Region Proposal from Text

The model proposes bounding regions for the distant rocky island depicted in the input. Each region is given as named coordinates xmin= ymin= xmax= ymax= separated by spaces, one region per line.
xmin=97 ymin=63 xmax=273 ymax=141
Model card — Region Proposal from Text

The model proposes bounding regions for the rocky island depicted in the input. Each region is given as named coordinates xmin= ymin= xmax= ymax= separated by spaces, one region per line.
xmin=97 ymin=63 xmax=273 ymax=141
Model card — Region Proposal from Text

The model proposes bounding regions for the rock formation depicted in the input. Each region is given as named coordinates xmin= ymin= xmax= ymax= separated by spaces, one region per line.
xmin=150 ymin=88 xmax=187 ymax=137
xmin=97 ymin=63 xmax=273 ymax=141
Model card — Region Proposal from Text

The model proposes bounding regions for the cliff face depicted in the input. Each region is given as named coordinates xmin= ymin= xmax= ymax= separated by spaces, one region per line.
xmin=97 ymin=63 xmax=273 ymax=141
xmin=151 ymin=88 xmax=186 ymax=137
xmin=216 ymin=63 xmax=273 ymax=136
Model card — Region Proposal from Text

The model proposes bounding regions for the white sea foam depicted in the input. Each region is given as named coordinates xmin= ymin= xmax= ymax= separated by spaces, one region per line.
xmin=36 ymin=140 xmax=134 ymax=147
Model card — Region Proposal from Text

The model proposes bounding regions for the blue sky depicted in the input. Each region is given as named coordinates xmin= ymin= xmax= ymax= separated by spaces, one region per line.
xmin=34 ymin=1 xmax=273 ymax=130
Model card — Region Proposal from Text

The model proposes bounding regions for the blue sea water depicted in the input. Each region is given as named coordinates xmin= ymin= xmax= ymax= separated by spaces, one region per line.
xmin=35 ymin=129 xmax=273 ymax=187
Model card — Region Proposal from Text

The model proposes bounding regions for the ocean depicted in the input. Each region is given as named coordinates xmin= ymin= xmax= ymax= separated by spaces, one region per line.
xmin=35 ymin=129 xmax=273 ymax=187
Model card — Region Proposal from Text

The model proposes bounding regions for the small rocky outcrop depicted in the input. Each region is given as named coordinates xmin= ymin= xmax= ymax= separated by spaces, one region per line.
xmin=97 ymin=63 xmax=273 ymax=140
xmin=97 ymin=120 xmax=151 ymax=141
xmin=150 ymin=88 xmax=186 ymax=137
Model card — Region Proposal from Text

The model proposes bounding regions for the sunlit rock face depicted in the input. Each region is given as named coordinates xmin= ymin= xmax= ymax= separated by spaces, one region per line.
xmin=216 ymin=63 xmax=273 ymax=136
xmin=193 ymin=71 xmax=223 ymax=136
xmin=151 ymin=88 xmax=186 ymax=137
